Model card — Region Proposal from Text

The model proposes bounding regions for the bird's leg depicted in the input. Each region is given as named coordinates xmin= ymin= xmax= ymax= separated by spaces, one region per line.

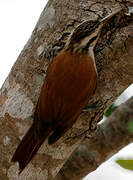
xmin=82 ymin=102 xmax=99 ymax=113
xmin=67 ymin=103 xmax=99 ymax=140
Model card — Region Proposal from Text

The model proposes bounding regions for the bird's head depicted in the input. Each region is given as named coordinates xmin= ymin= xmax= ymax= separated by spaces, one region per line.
xmin=65 ymin=9 xmax=121 ymax=54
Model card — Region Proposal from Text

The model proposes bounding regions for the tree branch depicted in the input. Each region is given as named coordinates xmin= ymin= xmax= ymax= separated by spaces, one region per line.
xmin=55 ymin=96 xmax=133 ymax=179
xmin=0 ymin=0 xmax=133 ymax=179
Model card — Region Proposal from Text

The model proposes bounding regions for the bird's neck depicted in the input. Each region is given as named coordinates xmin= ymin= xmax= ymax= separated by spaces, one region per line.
xmin=64 ymin=46 xmax=97 ymax=75
xmin=88 ymin=47 xmax=97 ymax=74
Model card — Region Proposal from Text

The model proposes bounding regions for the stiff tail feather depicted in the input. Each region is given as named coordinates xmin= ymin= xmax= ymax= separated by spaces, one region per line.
xmin=11 ymin=124 xmax=50 ymax=173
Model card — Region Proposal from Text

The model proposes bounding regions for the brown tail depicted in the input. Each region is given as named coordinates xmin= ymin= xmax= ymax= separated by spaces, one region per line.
xmin=11 ymin=124 xmax=50 ymax=173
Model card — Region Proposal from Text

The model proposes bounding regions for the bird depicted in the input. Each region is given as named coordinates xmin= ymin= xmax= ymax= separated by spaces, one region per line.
xmin=11 ymin=10 xmax=120 ymax=173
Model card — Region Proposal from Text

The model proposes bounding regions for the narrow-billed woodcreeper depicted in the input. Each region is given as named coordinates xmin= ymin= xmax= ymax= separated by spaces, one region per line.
xmin=11 ymin=11 xmax=119 ymax=172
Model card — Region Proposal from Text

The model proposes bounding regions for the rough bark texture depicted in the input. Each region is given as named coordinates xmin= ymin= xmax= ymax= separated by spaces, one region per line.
xmin=0 ymin=0 xmax=133 ymax=179
xmin=55 ymin=97 xmax=133 ymax=180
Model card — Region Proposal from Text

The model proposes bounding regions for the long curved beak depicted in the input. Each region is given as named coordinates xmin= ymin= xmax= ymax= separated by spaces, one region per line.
xmin=100 ymin=8 xmax=122 ymax=28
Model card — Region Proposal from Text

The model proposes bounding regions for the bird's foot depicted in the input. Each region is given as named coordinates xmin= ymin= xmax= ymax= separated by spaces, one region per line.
xmin=82 ymin=103 xmax=99 ymax=113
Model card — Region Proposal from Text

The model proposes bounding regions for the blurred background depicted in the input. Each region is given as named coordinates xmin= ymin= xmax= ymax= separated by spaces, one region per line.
xmin=0 ymin=1 xmax=133 ymax=179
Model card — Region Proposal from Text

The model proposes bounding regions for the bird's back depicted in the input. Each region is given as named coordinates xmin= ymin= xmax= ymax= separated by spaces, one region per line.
xmin=37 ymin=50 xmax=97 ymax=138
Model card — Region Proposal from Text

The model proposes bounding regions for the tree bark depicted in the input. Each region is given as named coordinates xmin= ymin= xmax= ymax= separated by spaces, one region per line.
xmin=0 ymin=0 xmax=133 ymax=179
xmin=55 ymin=96 xmax=133 ymax=180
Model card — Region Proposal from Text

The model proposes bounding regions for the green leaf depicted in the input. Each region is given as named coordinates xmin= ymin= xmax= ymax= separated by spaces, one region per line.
xmin=116 ymin=159 xmax=133 ymax=171
xmin=104 ymin=104 xmax=117 ymax=117
xmin=127 ymin=120 xmax=133 ymax=134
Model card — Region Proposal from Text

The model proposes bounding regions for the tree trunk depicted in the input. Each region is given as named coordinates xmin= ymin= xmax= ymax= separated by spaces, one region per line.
xmin=0 ymin=0 xmax=133 ymax=179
